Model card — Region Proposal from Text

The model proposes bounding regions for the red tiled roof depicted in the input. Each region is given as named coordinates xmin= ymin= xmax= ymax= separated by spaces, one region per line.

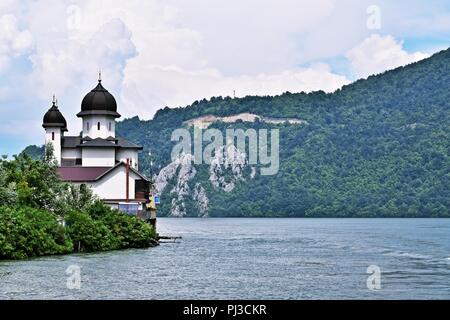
xmin=57 ymin=163 xmax=149 ymax=182
xmin=57 ymin=167 xmax=112 ymax=182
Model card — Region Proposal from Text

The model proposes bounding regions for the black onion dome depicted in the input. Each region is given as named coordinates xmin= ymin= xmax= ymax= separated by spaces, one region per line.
xmin=77 ymin=80 xmax=121 ymax=118
xmin=42 ymin=101 xmax=68 ymax=131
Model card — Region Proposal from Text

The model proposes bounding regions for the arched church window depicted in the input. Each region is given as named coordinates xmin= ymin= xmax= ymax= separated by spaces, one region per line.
xmin=109 ymin=122 xmax=112 ymax=131
xmin=98 ymin=122 xmax=101 ymax=131
xmin=52 ymin=132 xmax=55 ymax=141
xmin=87 ymin=122 xmax=90 ymax=131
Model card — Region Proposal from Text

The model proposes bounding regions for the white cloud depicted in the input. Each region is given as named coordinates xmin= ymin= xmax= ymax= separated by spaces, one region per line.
xmin=375 ymin=0 xmax=450 ymax=38
xmin=164 ymin=0 xmax=338 ymax=75
xmin=122 ymin=62 xmax=349 ymax=118
xmin=0 ymin=14 xmax=33 ymax=71
xmin=12 ymin=0 xmax=350 ymax=121
xmin=28 ymin=17 xmax=136 ymax=98
xmin=72 ymin=0 xmax=349 ymax=118
xmin=25 ymin=5 xmax=138 ymax=136
xmin=0 ymin=0 xmax=447 ymax=152
xmin=346 ymin=34 xmax=429 ymax=78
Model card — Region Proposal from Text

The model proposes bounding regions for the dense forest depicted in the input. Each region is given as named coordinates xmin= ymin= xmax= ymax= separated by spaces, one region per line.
xmin=25 ymin=48 xmax=450 ymax=217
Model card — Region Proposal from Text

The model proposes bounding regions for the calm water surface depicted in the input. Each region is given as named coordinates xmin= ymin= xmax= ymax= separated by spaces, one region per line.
xmin=1 ymin=218 xmax=449 ymax=299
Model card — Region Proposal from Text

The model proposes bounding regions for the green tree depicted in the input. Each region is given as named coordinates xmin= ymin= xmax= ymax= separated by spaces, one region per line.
xmin=0 ymin=206 xmax=73 ymax=259
xmin=0 ymin=161 xmax=18 ymax=206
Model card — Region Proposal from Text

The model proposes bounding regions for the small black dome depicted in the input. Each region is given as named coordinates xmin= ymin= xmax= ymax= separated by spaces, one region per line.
xmin=77 ymin=80 xmax=121 ymax=118
xmin=43 ymin=101 xmax=68 ymax=131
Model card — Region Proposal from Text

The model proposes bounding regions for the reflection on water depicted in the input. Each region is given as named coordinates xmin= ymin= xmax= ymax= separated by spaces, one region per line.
xmin=1 ymin=218 xmax=449 ymax=299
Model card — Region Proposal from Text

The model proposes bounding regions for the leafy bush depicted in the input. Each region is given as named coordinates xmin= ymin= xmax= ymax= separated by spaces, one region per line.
xmin=0 ymin=165 xmax=17 ymax=206
xmin=1 ymin=153 xmax=67 ymax=216
xmin=65 ymin=211 xmax=119 ymax=252
xmin=61 ymin=184 xmax=97 ymax=213
xmin=0 ymin=206 xmax=73 ymax=260
xmin=65 ymin=202 xmax=156 ymax=253
xmin=87 ymin=201 xmax=156 ymax=249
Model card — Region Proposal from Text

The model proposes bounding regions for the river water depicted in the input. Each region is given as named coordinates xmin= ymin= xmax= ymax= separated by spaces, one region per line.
xmin=0 ymin=218 xmax=449 ymax=299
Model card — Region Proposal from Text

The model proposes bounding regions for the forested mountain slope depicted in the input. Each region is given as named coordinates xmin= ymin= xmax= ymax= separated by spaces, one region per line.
xmin=26 ymin=48 xmax=450 ymax=217
xmin=116 ymin=48 xmax=449 ymax=217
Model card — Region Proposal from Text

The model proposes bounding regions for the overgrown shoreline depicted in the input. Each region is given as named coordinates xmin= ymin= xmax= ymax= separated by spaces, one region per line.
xmin=0 ymin=203 xmax=157 ymax=260
xmin=0 ymin=152 xmax=157 ymax=260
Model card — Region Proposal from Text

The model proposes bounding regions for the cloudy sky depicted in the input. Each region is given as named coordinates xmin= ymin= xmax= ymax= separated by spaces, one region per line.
xmin=0 ymin=0 xmax=449 ymax=155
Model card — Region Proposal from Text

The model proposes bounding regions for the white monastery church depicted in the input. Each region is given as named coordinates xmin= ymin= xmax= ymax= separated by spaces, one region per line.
xmin=42 ymin=75 xmax=150 ymax=206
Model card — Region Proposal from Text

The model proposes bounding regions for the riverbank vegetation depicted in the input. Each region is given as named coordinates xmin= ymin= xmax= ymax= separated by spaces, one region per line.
xmin=0 ymin=150 xmax=156 ymax=260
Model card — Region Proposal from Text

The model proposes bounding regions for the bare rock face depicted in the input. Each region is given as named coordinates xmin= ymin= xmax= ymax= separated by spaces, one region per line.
xmin=154 ymin=158 xmax=181 ymax=195
xmin=183 ymin=113 xmax=308 ymax=129
xmin=155 ymin=153 xmax=196 ymax=217
xmin=155 ymin=145 xmax=255 ymax=217
xmin=193 ymin=183 xmax=209 ymax=217
xmin=209 ymin=144 xmax=248 ymax=193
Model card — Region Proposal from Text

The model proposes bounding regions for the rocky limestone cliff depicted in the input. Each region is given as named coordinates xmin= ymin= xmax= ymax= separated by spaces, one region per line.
xmin=155 ymin=145 xmax=255 ymax=217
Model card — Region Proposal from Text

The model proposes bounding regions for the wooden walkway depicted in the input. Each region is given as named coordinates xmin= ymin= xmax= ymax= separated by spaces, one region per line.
xmin=157 ymin=235 xmax=182 ymax=243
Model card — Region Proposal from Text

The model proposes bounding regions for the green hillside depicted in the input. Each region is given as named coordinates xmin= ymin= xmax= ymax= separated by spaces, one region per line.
xmin=116 ymin=48 xmax=450 ymax=217
xmin=24 ymin=48 xmax=450 ymax=217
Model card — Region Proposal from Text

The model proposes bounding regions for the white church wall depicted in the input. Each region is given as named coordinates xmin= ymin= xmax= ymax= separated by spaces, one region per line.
xmin=86 ymin=166 xmax=141 ymax=200
xmin=116 ymin=149 xmax=139 ymax=170
xmin=82 ymin=148 xmax=116 ymax=167
xmin=82 ymin=115 xmax=116 ymax=139
xmin=61 ymin=148 xmax=82 ymax=159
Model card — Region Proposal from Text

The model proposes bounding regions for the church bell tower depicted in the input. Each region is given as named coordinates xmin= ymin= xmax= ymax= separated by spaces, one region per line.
xmin=42 ymin=95 xmax=67 ymax=165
